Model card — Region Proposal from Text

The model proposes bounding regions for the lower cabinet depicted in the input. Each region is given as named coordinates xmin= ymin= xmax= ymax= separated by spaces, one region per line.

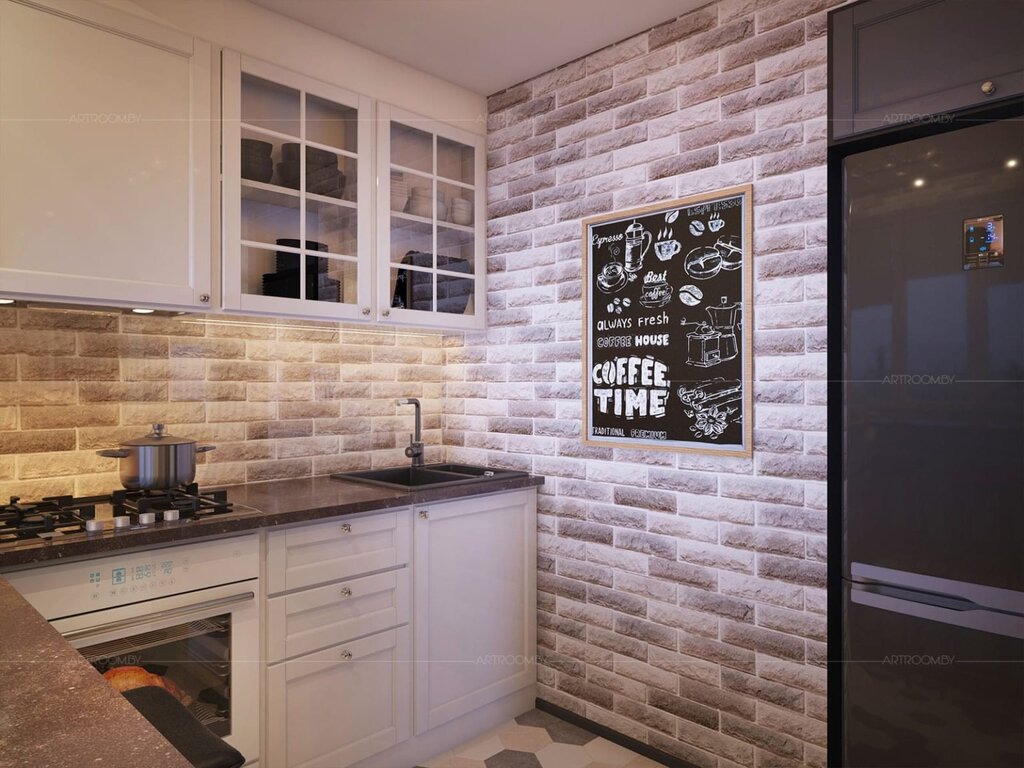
xmin=265 ymin=627 xmax=411 ymax=768
xmin=413 ymin=489 xmax=537 ymax=734
xmin=262 ymin=489 xmax=537 ymax=767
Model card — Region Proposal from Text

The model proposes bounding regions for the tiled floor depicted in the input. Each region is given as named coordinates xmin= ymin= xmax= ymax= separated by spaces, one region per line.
xmin=417 ymin=709 xmax=663 ymax=768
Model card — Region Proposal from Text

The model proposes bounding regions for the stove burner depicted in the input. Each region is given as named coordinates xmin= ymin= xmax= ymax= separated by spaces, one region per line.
xmin=115 ymin=483 xmax=232 ymax=523
xmin=0 ymin=485 xmax=234 ymax=544
xmin=0 ymin=495 xmax=97 ymax=543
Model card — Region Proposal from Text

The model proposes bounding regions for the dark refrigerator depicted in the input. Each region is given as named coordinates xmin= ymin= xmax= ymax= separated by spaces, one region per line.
xmin=840 ymin=117 xmax=1024 ymax=765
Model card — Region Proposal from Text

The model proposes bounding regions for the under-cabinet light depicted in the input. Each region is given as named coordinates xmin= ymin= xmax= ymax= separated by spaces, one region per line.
xmin=0 ymin=299 xmax=15 ymax=305
xmin=131 ymin=308 xmax=156 ymax=314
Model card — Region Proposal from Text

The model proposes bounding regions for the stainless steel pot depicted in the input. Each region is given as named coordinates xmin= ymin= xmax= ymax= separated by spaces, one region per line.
xmin=97 ymin=424 xmax=215 ymax=490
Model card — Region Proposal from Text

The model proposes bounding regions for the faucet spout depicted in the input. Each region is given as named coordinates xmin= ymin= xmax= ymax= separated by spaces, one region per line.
xmin=396 ymin=398 xmax=424 ymax=466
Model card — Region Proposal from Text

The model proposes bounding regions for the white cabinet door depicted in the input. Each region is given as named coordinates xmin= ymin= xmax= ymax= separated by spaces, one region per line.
xmin=413 ymin=490 xmax=537 ymax=734
xmin=222 ymin=51 xmax=373 ymax=321
xmin=266 ymin=627 xmax=411 ymax=768
xmin=0 ymin=0 xmax=212 ymax=309
xmin=377 ymin=102 xmax=486 ymax=330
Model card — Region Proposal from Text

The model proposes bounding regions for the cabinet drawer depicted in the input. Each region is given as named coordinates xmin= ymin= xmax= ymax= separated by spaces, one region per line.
xmin=266 ymin=568 xmax=410 ymax=662
xmin=266 ymin=627 xmax=411 ymax=768
xmin=266 ymin=510 xmax=411 ymax=594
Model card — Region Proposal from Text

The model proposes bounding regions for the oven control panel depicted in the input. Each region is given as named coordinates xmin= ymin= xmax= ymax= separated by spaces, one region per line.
xmin=3 ymin=534 xmax=259 ymax=620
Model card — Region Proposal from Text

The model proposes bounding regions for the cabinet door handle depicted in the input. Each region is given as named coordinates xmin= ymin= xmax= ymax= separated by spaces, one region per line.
xmin=981 ymin=80 xmax=996 ymax=96
xmin=382 ymin=309 xmax=391 ymax=318
xmin=340 ymin=523 xmax=352 ymax=533
xmin=361 ymin=307 xmax=370 ymax=316
xmin=419 ymin=510 xmax=429 ymax=520
xmin=340 ymin=587 xmax=352 ymax=597
xmin=340 ymin=650 xmax=352 ymax=660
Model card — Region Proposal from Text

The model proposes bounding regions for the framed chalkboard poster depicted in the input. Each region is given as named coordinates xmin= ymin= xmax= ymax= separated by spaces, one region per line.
xmin=582 ymin=185 xmax=753 ymax=456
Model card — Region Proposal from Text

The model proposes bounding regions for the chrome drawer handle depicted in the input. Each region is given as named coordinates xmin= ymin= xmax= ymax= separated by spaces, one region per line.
xmin=340 ymin=523 xmax=352 ymax=533
xmin=340 ymin=587 xmax=352 ymax=597
xmin=340 ymin=650 xmax=352 ymax=660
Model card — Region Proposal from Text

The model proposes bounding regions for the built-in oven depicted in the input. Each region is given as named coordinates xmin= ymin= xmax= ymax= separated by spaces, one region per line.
xmin=4 ymin=534 xmax=260 ymax=764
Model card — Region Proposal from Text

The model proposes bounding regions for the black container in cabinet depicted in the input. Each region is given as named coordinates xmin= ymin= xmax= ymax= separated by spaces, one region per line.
xmin=829 ymin=0 xmax=1024 ymax=141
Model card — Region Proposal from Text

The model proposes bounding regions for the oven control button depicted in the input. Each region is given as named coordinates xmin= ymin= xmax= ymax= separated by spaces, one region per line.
xmin=163 ymin=509 xmax=180 ymax=522
xmin=112 ymin=516 xmax=130 ymax=530
xmin=85 ymin=519 xmax=105 ymax=534
xmin=138 ymin=512 xmax=156 ymax=526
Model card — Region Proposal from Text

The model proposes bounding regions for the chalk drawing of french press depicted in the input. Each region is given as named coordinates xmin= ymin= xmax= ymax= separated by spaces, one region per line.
xmin=623 ymin=220 xmax=652 ymax=276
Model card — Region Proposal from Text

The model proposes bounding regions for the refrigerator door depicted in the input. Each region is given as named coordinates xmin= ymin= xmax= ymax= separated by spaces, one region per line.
xmin=843 ymin=581 xmax=1024 ymax=767
xmin=844 ymin=118 xmax=1024 ymax=591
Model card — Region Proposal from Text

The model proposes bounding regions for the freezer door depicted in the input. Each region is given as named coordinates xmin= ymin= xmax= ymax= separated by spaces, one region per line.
xmin=844 ymin=118 xmax=1024 ymax=590
xmin=843 ymin=581 xmax=1024 ymax=767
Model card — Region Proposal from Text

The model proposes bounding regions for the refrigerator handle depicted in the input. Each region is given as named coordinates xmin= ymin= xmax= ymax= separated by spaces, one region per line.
xmin=851 ymin=583 xmax=1024 ymax=640
xmin=851 ymin=561 xmax=1024 ymax=615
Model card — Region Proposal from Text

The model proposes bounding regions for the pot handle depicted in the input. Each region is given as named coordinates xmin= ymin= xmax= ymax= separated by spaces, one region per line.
xmin=97 ymin=449 xmax=130 ymax=459
xmin=195 ymin=445 xmax=216 ymax=453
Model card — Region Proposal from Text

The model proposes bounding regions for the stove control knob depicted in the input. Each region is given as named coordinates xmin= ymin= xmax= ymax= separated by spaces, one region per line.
xmin=164 ymin=509 xmax=180 ymax=522
xmin=138 ymin=512 xmax=156 ymax=526
xmin=112 ymin=516 xmax=131 ymax=530
xmin=86 ymin=519 xmax=104 ymax=534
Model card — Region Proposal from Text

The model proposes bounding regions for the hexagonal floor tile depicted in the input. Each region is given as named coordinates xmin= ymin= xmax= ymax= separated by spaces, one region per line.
xmin=543 ymin=719 xmax=598 ymax=746
xmin=484 ymin=749 xmax=544 ymax=768
xmin=498 ymin=724 xmax=554 ymax=752
xmin=583 ymin=737 xmax=639 ymax=766
xmin=514 ymin=709 xmax=562 ymax=729
xmin=535 ymin=742 xmax=593 ymax=768
xmin=456 ymin=732 xmax=505 ymax=761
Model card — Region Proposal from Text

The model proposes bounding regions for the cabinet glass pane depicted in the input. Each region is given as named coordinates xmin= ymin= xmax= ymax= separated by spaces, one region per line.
xmin=390 ymin=266 xmax=433 ymax=312
xmin=241 ymin=245 xmax=282 ymax=297
xmin=437 ymin=224 xmax=474 ymax=275
xmin=241 ymin=187 xmax=300 ymax=246
xmin=274 ymin=143 xmax=348 ymax=200
xmin=391 ymin=122 xmax=432 ymax=174
xmin=309 ymin=256 xmax=358 ymax=305
xmin=306 ymin=199 xmax=357 ymax=257
xmin=241 ymin=74 xmax=299 ymax=138
xmin=390 ymin=217 xmax=432 ymax=266
xmin=438 ymin=180 xmax=474 ymax=227
xmin=437 ymin=136 xmax=475 ymax=185
xmin=240 ymin=127 xmax=277 ymax=185
xmin=305 ymin=95 xmax=358 ymax=154
xmin=405 ymin=181 xmax=441 ymax=221
xmin=437 ymin=274 xmax=474 ymax=316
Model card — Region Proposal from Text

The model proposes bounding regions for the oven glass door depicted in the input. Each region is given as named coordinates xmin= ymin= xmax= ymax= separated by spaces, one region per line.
xmin=51 ymin=581 xmax=259 ymax=762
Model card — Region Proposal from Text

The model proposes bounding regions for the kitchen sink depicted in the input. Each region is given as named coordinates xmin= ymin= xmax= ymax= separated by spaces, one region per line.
xmin=333 ymin=463 xmax=527 ymax=490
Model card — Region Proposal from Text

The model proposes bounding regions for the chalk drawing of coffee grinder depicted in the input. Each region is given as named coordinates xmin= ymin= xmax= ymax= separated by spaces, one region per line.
xmin=683 ymin=296 xmax=741 ymax=368
xmin=623 ymin=220 xmax=652 ymax=277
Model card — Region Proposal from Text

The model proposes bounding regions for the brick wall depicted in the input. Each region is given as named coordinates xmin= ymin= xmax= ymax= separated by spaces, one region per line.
xmin=0 ymin=308 xmax=445 ymax=497
xmin=447 ymin=0 xmax=837 ymax=764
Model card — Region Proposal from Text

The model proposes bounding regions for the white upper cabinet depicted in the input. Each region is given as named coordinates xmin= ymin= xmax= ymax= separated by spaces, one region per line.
xmin=0 ymin=0 xmax=212 ymax=310
xmin=221 ymin=52 xmax=373 ymax=320
xmin=377 ymin=104 xmax=486 ymax=330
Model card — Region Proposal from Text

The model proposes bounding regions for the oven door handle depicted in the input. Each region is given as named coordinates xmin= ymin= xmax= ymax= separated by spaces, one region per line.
xmin=62 ymin=590 xmax=256 ymax=643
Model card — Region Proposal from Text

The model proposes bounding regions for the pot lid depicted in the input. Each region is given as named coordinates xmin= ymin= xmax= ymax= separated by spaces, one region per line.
xmin=120 ymin=423 xmax=197 ymax=446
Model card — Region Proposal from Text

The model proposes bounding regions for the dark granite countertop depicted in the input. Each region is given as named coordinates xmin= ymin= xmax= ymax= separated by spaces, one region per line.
xmin=0 ymin=472 xmax=542 ymax=767
xmin=0 ymin=578 xmax=193 ymax=768
xmin=0 ymin=473 xmax=544 ymax=570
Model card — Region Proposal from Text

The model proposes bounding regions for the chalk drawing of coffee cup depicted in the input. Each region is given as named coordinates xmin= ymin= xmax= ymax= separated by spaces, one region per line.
xmin=596 ymin=261 xmax=627 ymax=294
xmin=654 ymin=239 xmax=682 ymax=262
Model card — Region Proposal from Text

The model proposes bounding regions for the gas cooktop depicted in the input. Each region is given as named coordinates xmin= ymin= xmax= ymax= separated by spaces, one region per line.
xmin=0 ymin=484 xmax=243 ymax=546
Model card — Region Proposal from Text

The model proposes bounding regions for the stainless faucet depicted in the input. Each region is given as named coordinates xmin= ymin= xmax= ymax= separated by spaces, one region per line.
xmin=396 ymin=398 xmax=424 ymax=467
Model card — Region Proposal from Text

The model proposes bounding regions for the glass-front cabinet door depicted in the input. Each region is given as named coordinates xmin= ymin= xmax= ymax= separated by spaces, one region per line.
xmin=222 ymin=52 xmax=372 ymax=319
xmin=377 ymin=104 xmax=485 ymax=329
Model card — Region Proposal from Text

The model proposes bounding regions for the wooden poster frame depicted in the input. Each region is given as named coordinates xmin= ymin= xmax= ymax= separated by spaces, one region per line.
xmin=581 ymin=184 xmax=754 ymax=457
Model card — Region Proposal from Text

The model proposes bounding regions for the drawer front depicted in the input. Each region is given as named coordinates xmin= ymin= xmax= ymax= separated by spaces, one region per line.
xmin=266 ymin=568 xmax=410 ymax=662
xmin=266 ymin=627 xmax=411 ymax=768
xmin=266 ymin=509 xmax=411 ymax=594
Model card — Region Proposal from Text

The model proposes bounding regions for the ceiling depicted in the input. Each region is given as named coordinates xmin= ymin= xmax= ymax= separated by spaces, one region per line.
xmin=247 ymin=0 xmax=709 ymax=95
